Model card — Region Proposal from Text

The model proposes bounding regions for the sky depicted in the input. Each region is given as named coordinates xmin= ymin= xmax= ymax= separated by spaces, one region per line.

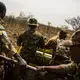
xmin=1 ymin=0 xmax=80 ymax=29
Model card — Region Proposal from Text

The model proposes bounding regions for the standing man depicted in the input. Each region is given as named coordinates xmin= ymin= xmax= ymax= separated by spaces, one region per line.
xmin=17 ymin=18 xmax=45 ymax=64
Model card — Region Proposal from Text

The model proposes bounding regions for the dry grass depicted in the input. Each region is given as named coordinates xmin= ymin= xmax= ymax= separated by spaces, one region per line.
xmin=3 ymin=23 xmax=73 ymax=48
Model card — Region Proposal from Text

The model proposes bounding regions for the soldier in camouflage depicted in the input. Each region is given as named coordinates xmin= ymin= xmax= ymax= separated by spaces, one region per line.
xmin=17 ymin=18 xmax=45 ymax=64
xmin=0 ymin=2 xmax=27 ymax=80
xmin=0 ymin=0 xmax=26 ymax=74
xmin=45 ymin=30 xmax=70 ymax=65
xmin=37 ymin=29 xmax=80 ymax=80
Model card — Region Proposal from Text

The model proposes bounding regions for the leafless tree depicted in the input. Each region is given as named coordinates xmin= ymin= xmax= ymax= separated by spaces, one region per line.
xmin=65 ymin=16 xmax=80 ymax=30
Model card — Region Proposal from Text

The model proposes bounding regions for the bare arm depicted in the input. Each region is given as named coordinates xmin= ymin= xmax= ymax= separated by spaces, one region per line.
xmin=37 ymin=65 xmax=65 ymax=73
xmin=37 ymin=62 xmax=76 ymax=74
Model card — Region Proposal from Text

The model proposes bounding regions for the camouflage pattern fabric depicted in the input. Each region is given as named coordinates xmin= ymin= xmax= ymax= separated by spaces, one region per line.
xmin=0 ymin=25 xmax=17 ymax=80
xmin=54 ymin=39 xmax=70 ymax=65
xmin=17 ymin=29 xmax=45 ymax=64
xmin=0 ymin=30 xmax=17 ymax=54
xmin=62 ymin=62 xmax=80 ymax=80
xmin=36 ymin=30 xmax=80 ymax=80
xmin=45 ymin=36 xmax=71 ymax=65
xmin=62 ymin=42 xmax=80 ymax=80
xmin=56 ymin=39 xmax=70 ymax=57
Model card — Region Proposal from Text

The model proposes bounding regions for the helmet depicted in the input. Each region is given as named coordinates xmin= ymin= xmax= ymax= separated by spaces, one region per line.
xmin=71 ymin=29 xmax=80 ymax=45
xmin=0 ymin=2 xmax=6 ymax=19
xmin=28 ymin=18 xmax=38 ymax=26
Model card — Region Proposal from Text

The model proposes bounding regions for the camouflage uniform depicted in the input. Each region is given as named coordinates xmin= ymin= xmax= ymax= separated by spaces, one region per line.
xmin=0 ymin=2 xmax=17 ymax=55
xmin=0 ymin=2 xmax=27 ymax=80
xmin=37 ymin=29 xmax=80 ymax=80
xmin=45 ymin=30 xmax=70 ymax=65
xmin=0 ymin=25 xmax=17 ymax=53
xmin=17 ymin=18 xmax=45 ymax=64
xmin=0 ymin=25 xmax=15 ymax=80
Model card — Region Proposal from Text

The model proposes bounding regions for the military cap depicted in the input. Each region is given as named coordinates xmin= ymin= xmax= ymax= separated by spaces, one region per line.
xmin=28 ymin=18 xmax=39 ymax=26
